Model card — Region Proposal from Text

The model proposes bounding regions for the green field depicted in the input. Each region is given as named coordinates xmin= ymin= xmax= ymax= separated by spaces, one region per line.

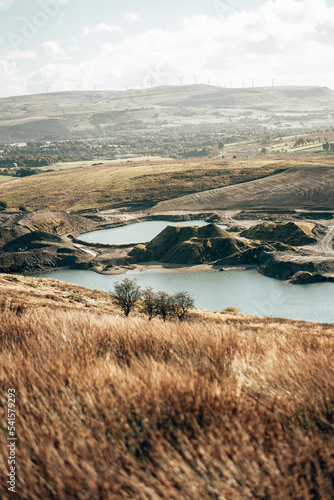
xmin=0 ymin=174 xmax=14 ymax=182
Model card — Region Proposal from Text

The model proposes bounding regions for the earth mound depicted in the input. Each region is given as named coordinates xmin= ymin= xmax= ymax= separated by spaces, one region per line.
xmin=130 ymin=224 xmax=248 ymax=265
xmin=3 ymin=231 xmax=63 ymax=252
xmin=0 ymin=230 xmax=93 ymax=274
xmin=0 ymin=227 xmax=31 ymax=248
xmin=240 ymin=221 xmax=317 ymax=246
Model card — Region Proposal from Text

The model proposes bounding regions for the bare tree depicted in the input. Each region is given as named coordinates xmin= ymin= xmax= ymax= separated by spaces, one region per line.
xmin=172 ymin=292 xmax=195 ymax=320
xmin=156 ymin=291 xmax=173 ymax=322
xmin=141 ymin=287 xmax=158 ymax=321
xmin=113 ymin=278 xmax=141 ymax=317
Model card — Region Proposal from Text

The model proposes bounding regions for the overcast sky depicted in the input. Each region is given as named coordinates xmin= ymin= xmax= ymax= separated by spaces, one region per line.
xmin=1 ymin=0 xmax=334 ymax=97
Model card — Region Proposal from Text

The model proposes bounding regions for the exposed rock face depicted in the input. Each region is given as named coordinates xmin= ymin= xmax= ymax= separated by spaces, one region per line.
xmin=130 ymin=224 xmax=249 ymax=265
xmin=240 ymin=221 xmax=317 ymax=246
xmin=129 ymin=244 xmax=155 ymax=262
xmin=288 ymin=271 xmax=328 ymax=284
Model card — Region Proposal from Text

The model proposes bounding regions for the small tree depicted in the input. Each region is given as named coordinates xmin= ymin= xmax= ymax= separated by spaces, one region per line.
xmin=0 ymin=200 xmax=7 ymax=211
xmin=172 ymin=292 xmax=195 ymax=320
xmin=113 ymin=278 xmax=141 ymax=317
xmin=294 ymin=138 xmax=305 ymax=147
xmin=156 ymin=291 xmax=173 ymax=322
xmin=141 ymin=287 xmax=158 ymax=321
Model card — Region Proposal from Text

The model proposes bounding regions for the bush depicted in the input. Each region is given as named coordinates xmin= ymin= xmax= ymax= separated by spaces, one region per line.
xmin=141 ymin=288 xmax=194 ymax=321
xmin=0 ymin=200 xmax=7 ymax=211
xmin=222 ymin=306 xmax=240 ymax=314
xmin=19 ymin=204 xmax=28 ymax=212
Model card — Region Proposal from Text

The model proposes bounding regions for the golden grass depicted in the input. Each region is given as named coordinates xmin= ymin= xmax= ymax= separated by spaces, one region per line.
xmin=0 ymin=158 xmax=317 ymax=212
xmin=0 ymin=274 xmax=117 ymax=314
xmin=0 ymin=277 xmax=333 ymax=499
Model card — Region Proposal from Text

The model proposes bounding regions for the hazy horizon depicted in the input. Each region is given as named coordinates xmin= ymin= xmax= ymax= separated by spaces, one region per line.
xmin=1 ymin=0 xmax=334 ymax=98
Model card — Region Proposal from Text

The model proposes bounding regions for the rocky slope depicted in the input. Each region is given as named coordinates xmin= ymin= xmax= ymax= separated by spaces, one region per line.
xmin=0 ymin=210 xmax=96 ymax=274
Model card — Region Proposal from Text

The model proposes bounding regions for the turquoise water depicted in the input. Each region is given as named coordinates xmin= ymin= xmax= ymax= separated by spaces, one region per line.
xmin=34 ymin=268 xmax=334 ymax=323
xmin=79 ymin=220 xmax=225 ymax=245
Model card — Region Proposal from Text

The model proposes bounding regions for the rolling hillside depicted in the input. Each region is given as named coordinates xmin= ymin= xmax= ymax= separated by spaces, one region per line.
xmin=0 ymin=158 xmax=297 ymax=212
xmin=1 ymin=85 xmax=334 ymax=141
xmin=154 ymin=162 xmax=334 ymax=212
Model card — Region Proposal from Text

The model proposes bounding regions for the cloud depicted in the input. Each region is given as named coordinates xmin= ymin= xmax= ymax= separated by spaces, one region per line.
xmin=0 ymin=0 xmax=13 ymax=10
xmin=8 ymin=0 xmax=334 ymax=95
xmin=0 ymin=60 xmax=27 ymax=97
xmin=83 ymin=23 xmax=122 ymax=36
xmin=125 ymin=11 xmax=142 ymax=23
xmin=6 ymin=50 xmax=37 ymax=60
xmin=42 ymin=40 xmax=65 ymax=59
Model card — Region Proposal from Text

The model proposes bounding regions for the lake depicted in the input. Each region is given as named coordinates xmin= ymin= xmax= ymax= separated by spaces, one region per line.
xmin=34 ymin=267 xmax=334 ymax=323
xmin=79 ymin=220 xmax=226 ymax=245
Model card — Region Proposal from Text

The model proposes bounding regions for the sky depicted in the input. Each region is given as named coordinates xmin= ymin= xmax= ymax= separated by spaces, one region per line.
xmin=1 ymin=0 xmax=334 ymax=97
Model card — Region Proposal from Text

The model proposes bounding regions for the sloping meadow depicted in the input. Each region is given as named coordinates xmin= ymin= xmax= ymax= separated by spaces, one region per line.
xmin=0 ymin=304 xmax=334 ymax=499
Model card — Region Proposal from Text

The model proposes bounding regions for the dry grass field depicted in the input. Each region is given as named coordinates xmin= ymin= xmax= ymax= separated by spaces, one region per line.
xmin=0 ymin=158 xmax=317 ymax=212
xmin=0 ymin=275 xmax=333 ymax=499
xmin=155 ymin=159 xmax=334 ymax=212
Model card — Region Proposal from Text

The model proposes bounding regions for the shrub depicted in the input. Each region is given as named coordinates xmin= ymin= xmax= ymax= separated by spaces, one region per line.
xmin=19 ymin=204 xmax=28 ymax=212
xmin=222 ymin=306 xmax=240 ymax=314
xmin=141 ymin=289 xmax=194 ymax=321
xmin=0 ymin=200 xmax=7 ymax=211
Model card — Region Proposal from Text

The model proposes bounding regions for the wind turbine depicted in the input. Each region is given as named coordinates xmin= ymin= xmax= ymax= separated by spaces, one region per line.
xmin=272 ymin=78 xmax=276 ymax=87
xmin=124 ymin=85 xmax=129 ymax=91
xmin=251 ymin=78 xmax=255 ymax=88
xmin=229 ymin=81 xmax=233 ymax=88
xmin=193 ymin=74 xmax=199 ymax=85
xmin=178 ymin=76 xmax=184 ymax=85
xmin=150 ymin=79 xmax=154 ymax=88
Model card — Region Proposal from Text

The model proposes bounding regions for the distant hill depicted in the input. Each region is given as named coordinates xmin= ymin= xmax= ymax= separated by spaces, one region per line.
xmin=1 ymin=85 xmax=334 ymax=141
